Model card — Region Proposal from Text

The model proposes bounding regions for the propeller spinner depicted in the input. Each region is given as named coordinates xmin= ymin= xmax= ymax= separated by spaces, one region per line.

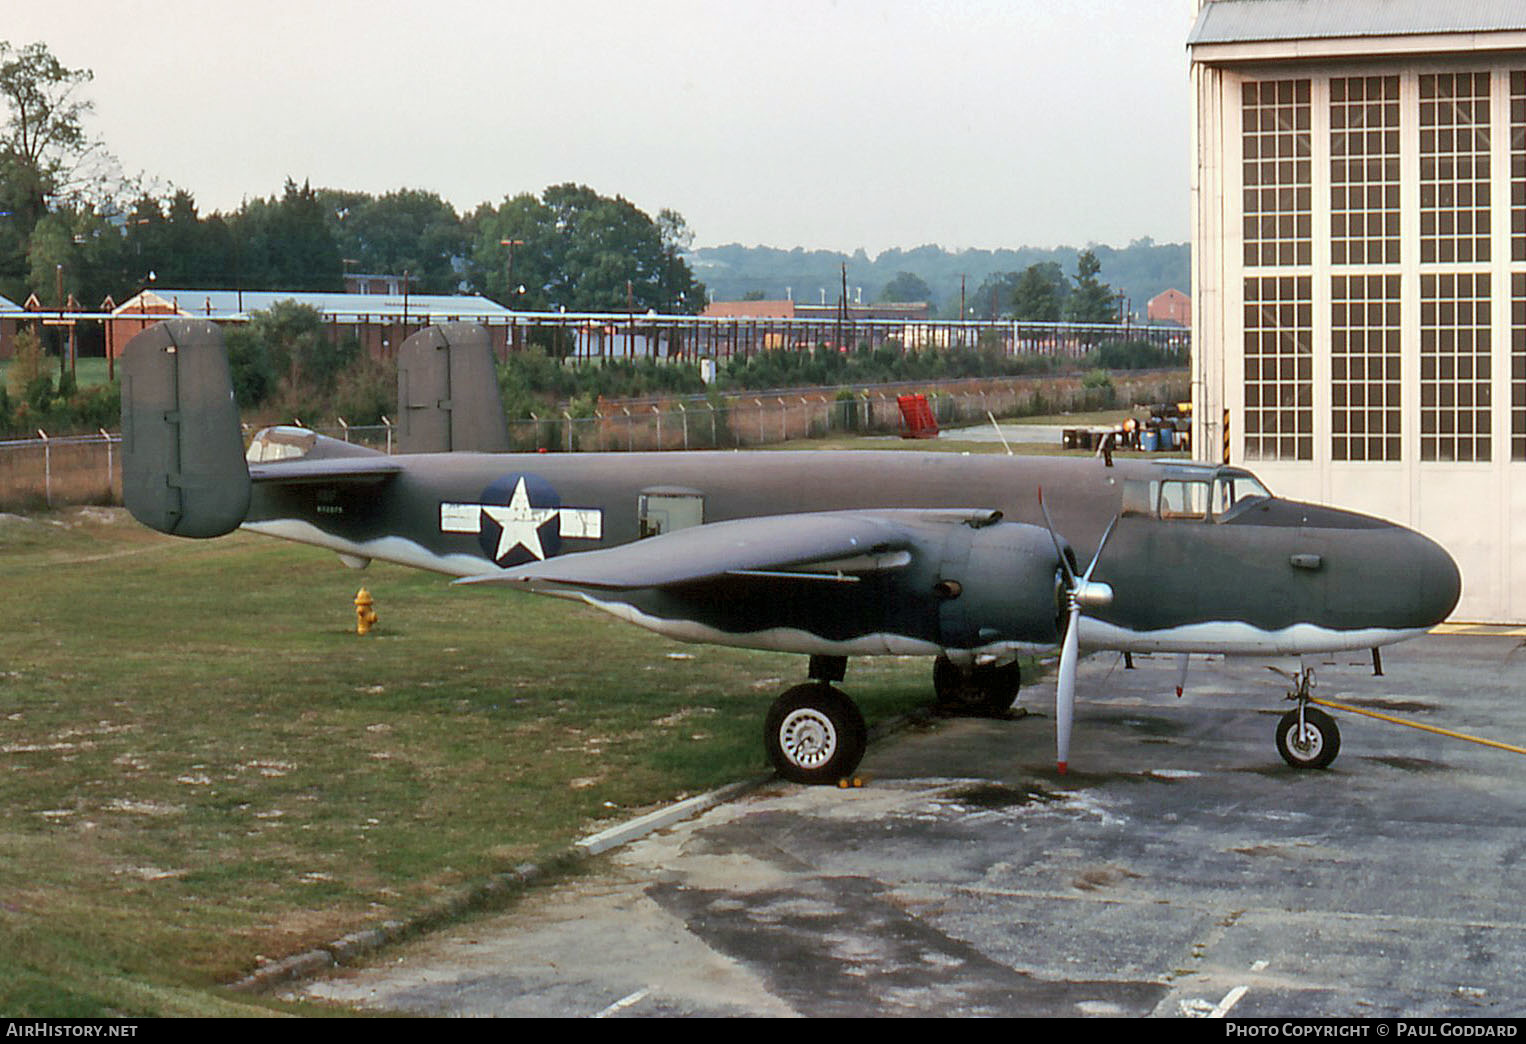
xmin=1038 ymin=490 xmax=1118 ymax=774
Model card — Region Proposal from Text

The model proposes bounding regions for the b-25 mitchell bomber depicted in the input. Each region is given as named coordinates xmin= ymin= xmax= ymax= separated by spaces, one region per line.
xmin=119 ymin=319 xmax=1461 ymax=783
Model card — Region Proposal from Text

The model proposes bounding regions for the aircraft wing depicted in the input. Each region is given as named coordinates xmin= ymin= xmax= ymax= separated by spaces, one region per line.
xmin=456 ymin=509 xmax=997 ymax=591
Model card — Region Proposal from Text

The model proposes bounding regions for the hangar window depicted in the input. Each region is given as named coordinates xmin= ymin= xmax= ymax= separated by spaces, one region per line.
xmin=1420 ymin=72 xmax=1491 ymax=265
xmin=1332 ymin=274 xmax=1402 ymax=461
xmin=1243 ymin=274 xmax=1313 ymax=461
xmin=1241 ymin=78 xmax=1311 ymax=268
xmin=1512 ymin=72 xmax=1526 ymax=264
xmin=1513 ymin=274 xmax=1526 ymax=462
xmin=1330 ymin=76 xmax=1400 ymax=266
xmin=1421 ymin=272 xmax=1492 ymax=462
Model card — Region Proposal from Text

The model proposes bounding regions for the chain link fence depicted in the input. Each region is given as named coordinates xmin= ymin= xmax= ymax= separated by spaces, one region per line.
xmin=0 ymin=370 xmax=1187 ymax=512
xmin=0 ymin=431 xmax=122 ymax=512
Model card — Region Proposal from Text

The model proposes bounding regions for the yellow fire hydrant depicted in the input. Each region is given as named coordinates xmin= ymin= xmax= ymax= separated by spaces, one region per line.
xmin=354 ymin=588 xmax=378 ymax=636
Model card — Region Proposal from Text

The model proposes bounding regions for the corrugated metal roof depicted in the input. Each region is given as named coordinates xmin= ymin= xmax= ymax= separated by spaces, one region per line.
xmin=0 ymin=293 xmax=21 ymax=313
xmin=113 ymin=289 xmax=512 ymax=322
xmin=1189 ymin=0 xmax=1526 ymax=46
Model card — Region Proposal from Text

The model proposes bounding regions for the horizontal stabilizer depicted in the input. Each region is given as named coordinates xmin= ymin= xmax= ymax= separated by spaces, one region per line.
xmin=456 ymin=509 xmax=993 ymax=591
xmin=120 ymin=319 xmax=250 ymax=538
xmin=249 ymin=457 xmax=403 ymax=486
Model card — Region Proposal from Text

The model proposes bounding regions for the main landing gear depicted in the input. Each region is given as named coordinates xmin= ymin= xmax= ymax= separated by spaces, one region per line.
xmin=932 ymin=655 xmax=1023 ymax=717
xmin=763 ymin=656 xmax=867 ymax=785
xmin=1274 ymin=666 xmax=1342 ymax=770
xmin=764 ymin=652 xmax=1025 ymax=785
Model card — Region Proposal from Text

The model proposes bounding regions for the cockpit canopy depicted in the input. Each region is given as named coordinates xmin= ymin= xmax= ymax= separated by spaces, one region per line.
xmin=246 ymin=426 xmax=317 ymax=462
xmin=245 ymin=425 xmax=385 ymax=464
xmin=1122 ymin=465 xmax=1273 ymax=522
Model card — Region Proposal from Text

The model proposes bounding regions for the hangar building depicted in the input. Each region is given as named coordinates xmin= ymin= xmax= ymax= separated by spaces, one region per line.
xmin=1189 ymin=0 xmax=1526 ymax=621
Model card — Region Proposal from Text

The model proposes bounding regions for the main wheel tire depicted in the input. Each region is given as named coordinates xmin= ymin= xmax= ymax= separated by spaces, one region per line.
xmin=933 ymin=656 xmax=1022 ymax=717
xmin=1275 ymin=706 xmax=1341 ymax=770
xmin=764 ymin=683 xmax=867 ymax=785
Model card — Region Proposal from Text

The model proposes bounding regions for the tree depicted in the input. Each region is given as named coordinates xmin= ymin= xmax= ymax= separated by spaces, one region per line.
xmin=656 ymin=207 xmax=705 ymax=314
xmin=321 ymin=187 xmax=465 ymax=294
xmin=0 ymin=42 xmax=115 ymax=231
xmin=1065 ymin=249 xmax=1117 ymax=324
xmin=231 ymin=180 xmax=342 ymax=292
xmin=466 ymin=184 xmax=704 ymax=314
xmin=245 ymin=300 xmax=353 ymax=396
xmin=465 ymin=191 xmax=558 ymax=311
xmin=0 ymin=41 xmax=119 ymax=300
xmin=970 ymin=270 xmax=1021 ymax=320
xmin=1011 ymin=262 xmax=1068 ymax=322
xmin=878 ymin=271 xmax=934 ymax=306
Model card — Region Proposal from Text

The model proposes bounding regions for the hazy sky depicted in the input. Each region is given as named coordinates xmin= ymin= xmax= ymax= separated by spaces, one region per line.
xmin=4 ymin=1 xmax=1196 ymax=253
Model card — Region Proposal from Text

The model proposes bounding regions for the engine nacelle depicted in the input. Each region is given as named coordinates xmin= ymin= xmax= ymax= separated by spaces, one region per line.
xmin=928 ymin=519 xmax=1066 ymax=651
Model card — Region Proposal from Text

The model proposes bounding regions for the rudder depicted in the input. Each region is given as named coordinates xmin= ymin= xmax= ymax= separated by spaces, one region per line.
xmin=120 ymin=319 xmax=251 ymax=537
xmin=396 ymin=323 xmax=510 ymax=454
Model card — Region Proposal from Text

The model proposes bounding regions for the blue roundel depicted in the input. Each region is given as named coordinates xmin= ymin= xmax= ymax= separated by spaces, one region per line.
xmin=477 ymin=473 xmax=562 ymax=567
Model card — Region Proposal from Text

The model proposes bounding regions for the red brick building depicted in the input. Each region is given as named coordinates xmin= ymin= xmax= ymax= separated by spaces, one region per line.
xmin=1146 ymin=287 xmax=1191 ymax=326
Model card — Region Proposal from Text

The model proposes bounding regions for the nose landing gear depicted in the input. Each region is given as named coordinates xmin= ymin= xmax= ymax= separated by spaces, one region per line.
xmin=1274 ymin=666 xmax=1342 ymax=770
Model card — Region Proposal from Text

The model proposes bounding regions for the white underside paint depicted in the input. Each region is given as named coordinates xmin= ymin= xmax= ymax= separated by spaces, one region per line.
xmin=1078 ymin=617 xmax=1427 ymax=656
xmin=242 ymin=520 xmax=489 ymax=577
xmin=242 ymin=518 xmax=1426 ymax=659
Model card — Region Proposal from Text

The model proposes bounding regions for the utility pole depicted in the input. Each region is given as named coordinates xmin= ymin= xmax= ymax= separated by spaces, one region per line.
xmin=838 ymin=262 xmax=848 ymax=352
xmin=54 ymin=264 xmax=66 ymax=379
xmin=501 ymin=238 xmax=525 ymax=352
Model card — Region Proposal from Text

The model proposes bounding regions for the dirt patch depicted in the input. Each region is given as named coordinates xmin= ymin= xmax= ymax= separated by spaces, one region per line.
xmin=944 ymin=782 xmax=1063 ymax=810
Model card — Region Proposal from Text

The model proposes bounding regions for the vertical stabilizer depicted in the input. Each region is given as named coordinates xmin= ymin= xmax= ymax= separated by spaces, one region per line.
xmin=120 ymin=319 xmax=251 ymax=537
xmin=396 ymin=323 xmax=510 ymax=453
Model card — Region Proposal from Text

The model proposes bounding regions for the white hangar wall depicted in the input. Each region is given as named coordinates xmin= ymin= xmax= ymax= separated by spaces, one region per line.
xmin=1189 ymin=2 xmax=1526 ymax=622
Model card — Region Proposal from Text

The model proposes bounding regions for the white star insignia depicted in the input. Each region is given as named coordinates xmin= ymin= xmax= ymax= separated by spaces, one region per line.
xmin=480 ymin=477 xmax=559 ymax=561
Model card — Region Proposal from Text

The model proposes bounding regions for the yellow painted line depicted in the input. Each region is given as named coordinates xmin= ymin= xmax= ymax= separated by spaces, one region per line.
xmin=1310 ymin=697 xmax=1526 ymax=758
xmin=1429 ymin=623 xmax=1526 ymax=637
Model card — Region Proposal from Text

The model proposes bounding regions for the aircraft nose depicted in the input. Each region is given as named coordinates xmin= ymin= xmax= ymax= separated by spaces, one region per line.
xmin=1407 ymin=525 xmax=1462 ymax=627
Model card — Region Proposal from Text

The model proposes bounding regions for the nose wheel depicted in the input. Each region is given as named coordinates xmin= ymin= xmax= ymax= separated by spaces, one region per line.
xmin=1274 ymin=667 xmax=1341 ymax=770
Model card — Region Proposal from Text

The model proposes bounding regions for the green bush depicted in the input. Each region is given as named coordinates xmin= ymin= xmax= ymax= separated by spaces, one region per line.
xmin=225 ymin=326 xmax=277 ymax=408
xmin=333 ymin=354 xmax=395 ymax=426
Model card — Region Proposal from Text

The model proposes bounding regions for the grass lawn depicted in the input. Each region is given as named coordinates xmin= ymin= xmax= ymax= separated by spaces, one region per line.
xmin=0 ymin=356 xmax=114 ymax=389
xmin=0 ymin=508 xmax=936 ymax=1015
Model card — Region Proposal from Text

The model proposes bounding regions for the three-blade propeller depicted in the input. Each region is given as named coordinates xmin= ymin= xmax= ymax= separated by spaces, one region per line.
xmin=1038 ymin=490 xmax=1118 ymax=774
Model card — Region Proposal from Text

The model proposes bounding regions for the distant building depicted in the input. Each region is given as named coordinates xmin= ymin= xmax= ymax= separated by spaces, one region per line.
xmin=106 ymin=288 xmax=515 ymax=363
xmin=702 ymin=299 xmax=931 ymax=322
xmin=1189 ymin=0 xmax=1526 ymax=621
xmin=702 ymin=299 xmax=798 ymax=320
xmin=0 ymin=293 xmax=22 ymax=360
xmin=1146 ymin=288 xmax=1190 ymax=326
xmin=344 ymin=272 xmax=408 ymax=295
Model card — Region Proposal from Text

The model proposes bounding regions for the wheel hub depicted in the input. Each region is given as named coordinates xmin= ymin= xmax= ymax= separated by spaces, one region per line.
xmin=1288 ymin=722 xmax=1322 ymax=759
xmin=779 ymin=708 xmax=837 ymax=768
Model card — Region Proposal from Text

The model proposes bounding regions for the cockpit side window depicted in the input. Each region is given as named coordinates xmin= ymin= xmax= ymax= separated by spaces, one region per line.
xmin=1211 ymin=474 xmax=1272 ymax=519
xmin=1158 ymin=479 xmax=1210 ymax=520
xmin=1121 ymin=479 xmax=1158 ymax=517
